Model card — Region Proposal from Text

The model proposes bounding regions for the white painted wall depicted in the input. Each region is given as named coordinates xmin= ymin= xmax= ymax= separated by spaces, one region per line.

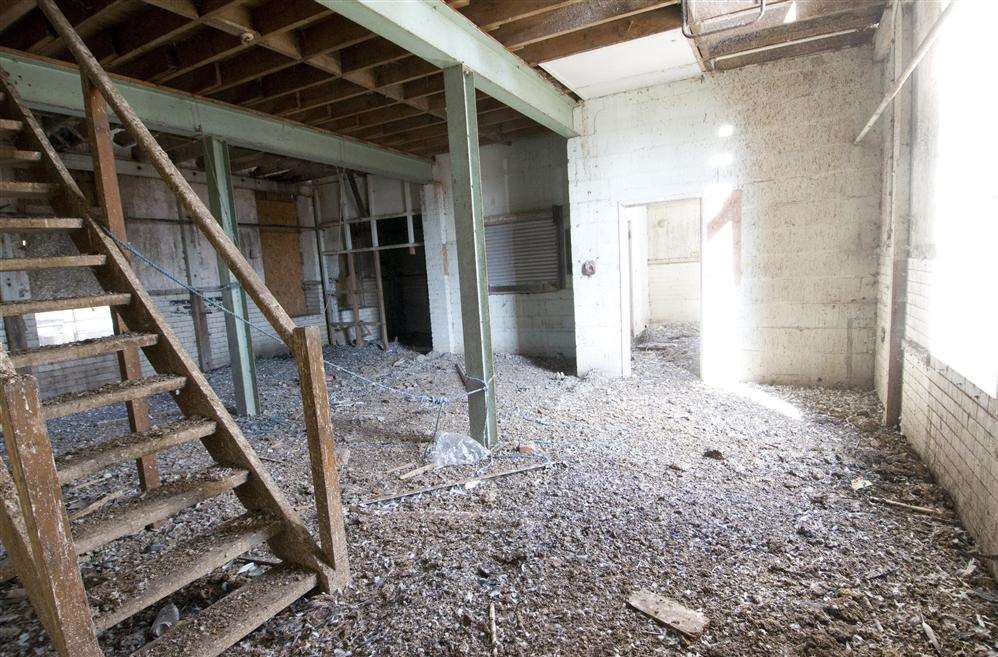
xmin=568 ymin=45 xmax=882 ymax=384
xmin=422 ymin=132 xmax=575 ymax=359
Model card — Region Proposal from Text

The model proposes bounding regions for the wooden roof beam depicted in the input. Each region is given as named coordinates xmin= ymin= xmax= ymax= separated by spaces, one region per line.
xmin=493 ymin=0 xmax=677 ymax=50
xmin=516 ymin=5 xmax=683 ymax=65
xmin=2 ymin=48 xmax=433 ymax=181
xmin=0 ymin=1 xmax=36 ymax=29
xmin=320 ymin=0 xmax=576 ymax=137
xmin=457 ymin=0 xmax=587 ymax=30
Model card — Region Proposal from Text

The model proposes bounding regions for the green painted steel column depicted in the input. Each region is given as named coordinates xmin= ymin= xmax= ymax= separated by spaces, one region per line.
xmin=443 ymin=65 xmax=498 ymax=448
xmin=202 ymin=136 xmax=259 ymax=416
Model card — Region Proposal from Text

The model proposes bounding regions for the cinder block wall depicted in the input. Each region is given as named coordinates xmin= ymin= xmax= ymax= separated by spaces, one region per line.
xmin=875 ymin=1 xmax=998 ymax=577
xmin=567 ymin=45 xmax=882 ymax=383
xmin=422 ymin=133 xmax=576 ymax=359
xmin=6 ymin=172 xmax=328 ymax=399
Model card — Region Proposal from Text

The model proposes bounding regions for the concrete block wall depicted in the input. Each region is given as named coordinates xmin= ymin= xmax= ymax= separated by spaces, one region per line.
xmin=874 ymin=1 xmax=998 ymax=577
xmin=422 ymin=132 xmax=575 ymax=359
xmin=567 ymin=45 xmax=882 ymax=383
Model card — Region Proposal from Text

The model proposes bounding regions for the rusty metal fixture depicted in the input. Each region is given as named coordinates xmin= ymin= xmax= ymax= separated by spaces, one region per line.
xmin=681 ymin=0 xmax=768 ymax=39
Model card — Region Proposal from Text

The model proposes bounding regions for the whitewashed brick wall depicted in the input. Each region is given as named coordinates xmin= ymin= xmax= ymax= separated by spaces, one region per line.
xmin=567 ymin=45 xmax=882 ymax=382
xmin=875 ymin=1 xmax=998 ymax=578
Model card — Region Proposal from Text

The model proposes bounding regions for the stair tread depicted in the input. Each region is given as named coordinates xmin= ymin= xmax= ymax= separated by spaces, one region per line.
xmin=0 ymin=180 xmax=58 ymax=198
xmin=131 ymin=565 xmax=317 ymax=657
xmin=0 ymin=292 xmax=131 ymax=317
xmin=91 ymin=512 xmax=281 ymax=633
xmin=56 ymin=417 xmax=216 ymax=485
xmin=73 ymin=467 xmax=249 ymax=556
xmin=43 ymin=374 xmax=187 ymax=420
xmin=0 ymin=216 xmax=83 ymax=231
xmin=0 ymin=254 xmax=106 ymax=271
xmin=10 ymin=331 xmax=158 ymax=369
xmin=0 ymin=118 xmax=24 ymax=133
xmin=0 ymin=147 xmax=42 ymax=166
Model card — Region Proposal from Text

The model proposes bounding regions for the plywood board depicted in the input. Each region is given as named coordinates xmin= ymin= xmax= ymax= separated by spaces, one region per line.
xmin=256 ymin=194 xmax=307 ymax=318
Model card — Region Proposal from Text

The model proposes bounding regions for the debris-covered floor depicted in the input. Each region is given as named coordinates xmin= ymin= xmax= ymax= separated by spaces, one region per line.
xmin=2 ymin=327 xmax=997 ymax=656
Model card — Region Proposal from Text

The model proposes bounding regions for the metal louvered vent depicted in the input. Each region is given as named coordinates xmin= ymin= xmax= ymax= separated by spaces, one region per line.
xmin=484 ymin=206 xmax=565 ymax=294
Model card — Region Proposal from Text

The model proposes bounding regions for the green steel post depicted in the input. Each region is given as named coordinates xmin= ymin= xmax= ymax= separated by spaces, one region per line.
xmin=203 ymin=136 xmax=259 ymax=416
xmin=443 ymin=65 xmax=498 ymax=448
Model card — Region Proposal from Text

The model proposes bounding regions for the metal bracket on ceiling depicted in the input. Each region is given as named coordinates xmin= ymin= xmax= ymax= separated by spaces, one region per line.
xmin=681 ymin=0 xmax=769 ymax=39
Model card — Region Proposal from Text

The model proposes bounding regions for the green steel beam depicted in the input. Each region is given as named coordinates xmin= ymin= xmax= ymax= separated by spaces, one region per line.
xmin=203 ymin=136 xmax=260 ymax=417
xmin=443 ymin=65 xmax=498 ymax=448
xmin=316 ymin=0 xmax=578 ymax=138
xmin=0 ymin=48 xmax=433 ymax=182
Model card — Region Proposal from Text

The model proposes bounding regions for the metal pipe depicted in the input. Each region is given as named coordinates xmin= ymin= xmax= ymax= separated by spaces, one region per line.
xmin=855 ymin=0 xmax=961 ymax=144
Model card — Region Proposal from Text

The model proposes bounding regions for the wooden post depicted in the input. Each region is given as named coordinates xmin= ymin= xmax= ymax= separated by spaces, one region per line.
xmin=883 ymin=2 xmax=908 ymax=427
xmin=365 ymin=176 xmax=390 ymax=348
xmin=311 ymin=185 xmax=336 ymax=345
xmin=81 ymin=75 xmax=161 ymax=495
xmin=338 ymin=175 xmax=365 ymax=347
xmin=190 ymin=292 xmax=213 ymax=371
xmin=443 ymin=65 xmax=498 ymax=448
xmin=291 ymin=325 xmax=350 ymax=589
xmin=203 ymin=135 xmax=259 ymax=416
xmin=0 ymin=359 xmax=102 ymax=656
xmin=404 ymin=182 xmax=416 ymax=256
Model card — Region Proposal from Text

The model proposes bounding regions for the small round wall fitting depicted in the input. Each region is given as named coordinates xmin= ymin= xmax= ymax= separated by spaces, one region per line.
xmin=581 ymin=260 xmax=597 ymax=277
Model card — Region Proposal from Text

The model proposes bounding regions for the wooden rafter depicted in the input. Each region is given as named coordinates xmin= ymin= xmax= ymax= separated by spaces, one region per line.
xmin=0 ymin=0 xmax=875 ymax=161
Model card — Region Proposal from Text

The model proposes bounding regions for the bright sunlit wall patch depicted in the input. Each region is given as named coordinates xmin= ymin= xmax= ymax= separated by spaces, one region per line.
xmin=927 ymin=0 xmax=998 ymax=396
xmin=36 ymin=307 xmax=114 ymax=347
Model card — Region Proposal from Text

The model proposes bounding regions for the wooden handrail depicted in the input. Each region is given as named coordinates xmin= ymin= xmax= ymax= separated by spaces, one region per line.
xmin=35 ymin=0 xmax=296 ymax=344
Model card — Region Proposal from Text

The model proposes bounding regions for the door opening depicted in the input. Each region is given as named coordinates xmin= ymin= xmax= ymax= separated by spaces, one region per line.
xmin=627 ymin=198 xmax=702 ymax=377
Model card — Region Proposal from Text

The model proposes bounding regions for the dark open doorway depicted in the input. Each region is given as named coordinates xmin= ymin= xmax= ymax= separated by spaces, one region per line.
xmin=377 ymin=217 xmax=432 ymax=351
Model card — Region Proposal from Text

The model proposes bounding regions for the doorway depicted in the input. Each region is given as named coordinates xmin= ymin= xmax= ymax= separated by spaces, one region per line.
xmin=626 ymin=198 xmax=702 ymax=376
xmin=377 ymin=217 xmax=432 ymax=351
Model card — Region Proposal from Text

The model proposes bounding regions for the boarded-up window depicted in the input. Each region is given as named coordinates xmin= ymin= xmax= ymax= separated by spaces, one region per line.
xmin=484 ymin=206 xmax=565 ymax=294
xmin=256 ymin=193 xmax=307 ymax=317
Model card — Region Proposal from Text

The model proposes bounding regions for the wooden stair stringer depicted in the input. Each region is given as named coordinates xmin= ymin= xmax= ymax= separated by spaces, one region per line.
xmin=0 ymin=457 xmax=64 ymax=643
xmin=3 ymin=68 xmax=331 ymax=587
xmin=73 ymin=217 xmax=337 ymax=589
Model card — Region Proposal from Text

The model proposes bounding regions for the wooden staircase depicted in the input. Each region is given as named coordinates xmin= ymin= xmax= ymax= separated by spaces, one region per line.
xmin=0 ymin=4 xmax=349 ymax=655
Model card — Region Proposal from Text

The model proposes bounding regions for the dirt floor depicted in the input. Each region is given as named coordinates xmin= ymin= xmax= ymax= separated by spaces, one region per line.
xmin=2 ymin=328 xmax=997 ymax=656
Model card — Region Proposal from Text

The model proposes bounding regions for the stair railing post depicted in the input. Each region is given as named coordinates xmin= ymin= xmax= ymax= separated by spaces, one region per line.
xmin=0 ymin=354 xmax=102 ymax=657
xmin=291 ymin=325 xmax=350 ymax=590
xmin=80 ymin=73 xmax=162 ymax=501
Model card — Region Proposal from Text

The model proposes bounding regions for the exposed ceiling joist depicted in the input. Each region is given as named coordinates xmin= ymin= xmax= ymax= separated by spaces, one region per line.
xmin=0 ymin=48 xmax=433 ymax=182
xmin=317 ymin=0 xmax=578 ymax=138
